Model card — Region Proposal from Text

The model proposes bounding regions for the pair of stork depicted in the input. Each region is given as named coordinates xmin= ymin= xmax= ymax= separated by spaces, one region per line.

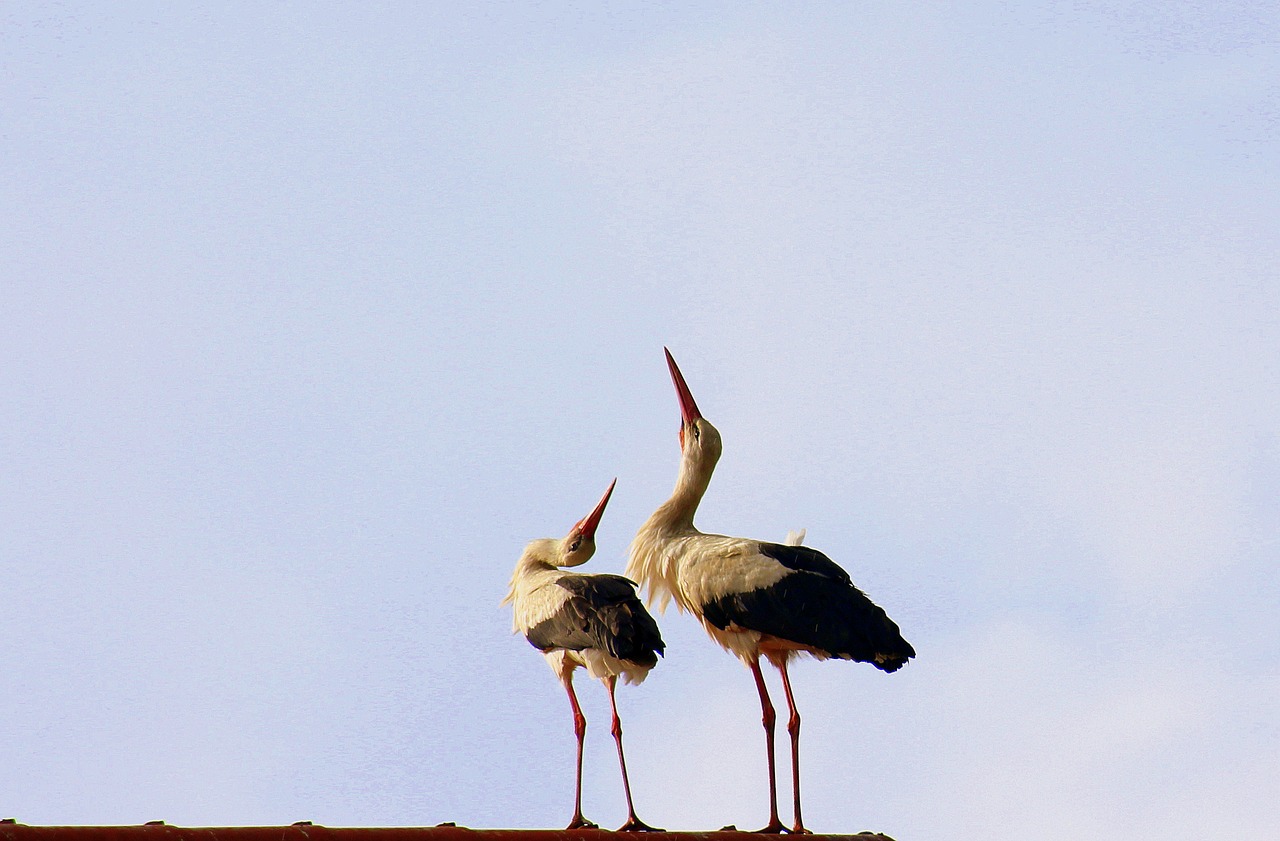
xmin=504 ymin=350 xmax=915 ymax=833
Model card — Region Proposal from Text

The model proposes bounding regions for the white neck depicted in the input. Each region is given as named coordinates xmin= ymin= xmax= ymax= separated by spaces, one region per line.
xmin=626 ymin=433 xmax=719 ymax=610
xmin=502 ymin=539 xmax=559 ymax=606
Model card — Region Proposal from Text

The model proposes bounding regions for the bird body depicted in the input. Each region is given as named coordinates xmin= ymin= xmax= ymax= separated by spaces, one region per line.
xmin=627 ymin=349 xmax=913 ymax=833
xmin=508 ymin=541 xmax=662 ymax=687
xmin=631 ymin=528 xmax=911 ymax=670
xmin=505 ymin=480 xmax=663 ymax=832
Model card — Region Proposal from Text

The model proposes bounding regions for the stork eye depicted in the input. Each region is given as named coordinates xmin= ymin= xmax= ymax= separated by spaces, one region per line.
xmin=692 ymin=425 xmax=701 ymax=440
xmin=568 ymin=538 xmax=582 ymax=552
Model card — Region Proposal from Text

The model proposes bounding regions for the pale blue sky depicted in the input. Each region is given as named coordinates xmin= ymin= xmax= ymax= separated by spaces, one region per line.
xmin=3 ymin=4 xmax=1278 ymax=839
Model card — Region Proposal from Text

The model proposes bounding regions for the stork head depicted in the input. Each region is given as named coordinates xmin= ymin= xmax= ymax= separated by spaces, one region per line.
xmin=558 ymin=478 xmax=616 ymax=567
xmin=664 ymin=347 xmax=722 ymax=467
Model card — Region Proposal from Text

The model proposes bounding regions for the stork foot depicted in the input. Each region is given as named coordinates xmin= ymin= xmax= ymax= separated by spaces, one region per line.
xmin=787 ymin=826 xmax=812 ymax=835
xmin=566 ymin=817 xmax=599 ymax=830
xmin=754 ymin=821 xmax=787 ymax=834
xmin=617 ymin=817 xmax=664 ymax=832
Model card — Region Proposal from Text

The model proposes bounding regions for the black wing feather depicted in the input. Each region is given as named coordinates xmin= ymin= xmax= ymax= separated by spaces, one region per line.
xmin=758 ymin=541 xmax=854 ymax=583
xmin=702 ymin=543 xmax=914 ymax=672
xmin=525 ymin=573 xmax=666 ymax=667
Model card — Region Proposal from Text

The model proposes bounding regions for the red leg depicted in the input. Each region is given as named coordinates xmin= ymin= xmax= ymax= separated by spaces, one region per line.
xmin=561 ymin=673 xmax=597 ymax=830
xmin=606 ymin=676 xmax=663 ymax=832
xmin=775 ymin=658 xmax=809 ymax=834
xmin=750 ymin=656 xmax=786 ymax=833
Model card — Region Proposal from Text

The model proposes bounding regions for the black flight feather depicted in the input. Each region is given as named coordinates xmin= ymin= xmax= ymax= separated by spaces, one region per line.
xmin=700 ymin=542 xmax=914 ymax=672
xmin=525 ymin=574 xmax=666 ymax=667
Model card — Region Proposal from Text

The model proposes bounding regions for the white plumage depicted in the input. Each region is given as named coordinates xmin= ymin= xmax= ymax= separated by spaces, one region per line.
xmin=507 ymin=540 xmax=658 ymax=687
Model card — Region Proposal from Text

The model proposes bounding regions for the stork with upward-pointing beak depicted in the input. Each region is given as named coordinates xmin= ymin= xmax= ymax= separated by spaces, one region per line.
xmin=506 ymin=479 xmax=665 ymax=832
xmin=627 ymin=350 xmax=915 ymax=834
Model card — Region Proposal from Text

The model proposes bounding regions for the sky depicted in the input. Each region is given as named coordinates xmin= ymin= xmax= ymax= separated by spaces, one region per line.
xmin=3 ymin=2 xmax=1278 ymax=839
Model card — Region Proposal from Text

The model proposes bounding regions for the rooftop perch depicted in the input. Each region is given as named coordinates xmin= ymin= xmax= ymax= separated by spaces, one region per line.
xmin=0 ymin=823 xmax=898 ymax=841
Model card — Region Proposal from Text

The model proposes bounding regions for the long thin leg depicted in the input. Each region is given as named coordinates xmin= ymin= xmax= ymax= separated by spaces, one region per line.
xmin=776 ymin=658 xmax=809 ymax=834
xmin=606 ymin=676 xmax=662 ymax=832
xmin=749 ymin=655 xmax=786 ymax=833
xmin=561 ymin=673 xmax=597 ymax=830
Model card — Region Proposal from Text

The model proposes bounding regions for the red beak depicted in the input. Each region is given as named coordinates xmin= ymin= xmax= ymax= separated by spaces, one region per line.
xmin=665 ymin=347 xmax=703 ymax=426
xmin=574 ymin=478 xmax=617 ymax=540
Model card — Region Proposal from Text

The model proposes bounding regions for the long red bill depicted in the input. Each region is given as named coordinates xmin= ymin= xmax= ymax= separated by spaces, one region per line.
xmin=664 ymin=347 xmax=703 ymax=425
xmin=574 ymin=477 xmax=617 ymax=540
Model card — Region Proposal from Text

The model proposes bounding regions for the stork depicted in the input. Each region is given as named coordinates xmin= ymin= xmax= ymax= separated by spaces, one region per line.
xmin=505 ymin=479 xmax=665 ymax=832
xmin=626 ymin=350 xmax=915 ymax=834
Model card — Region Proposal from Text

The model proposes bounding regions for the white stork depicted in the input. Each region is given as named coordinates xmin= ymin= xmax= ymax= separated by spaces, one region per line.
xmin=505 ymin=478 xmax=665 ymax=832
xmin=626 ymin=350 xmax=914 ymax=834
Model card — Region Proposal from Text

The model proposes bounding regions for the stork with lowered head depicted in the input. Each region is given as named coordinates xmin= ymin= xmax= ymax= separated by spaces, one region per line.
xmin=506 ymin=479 xmax=665 ymax=832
